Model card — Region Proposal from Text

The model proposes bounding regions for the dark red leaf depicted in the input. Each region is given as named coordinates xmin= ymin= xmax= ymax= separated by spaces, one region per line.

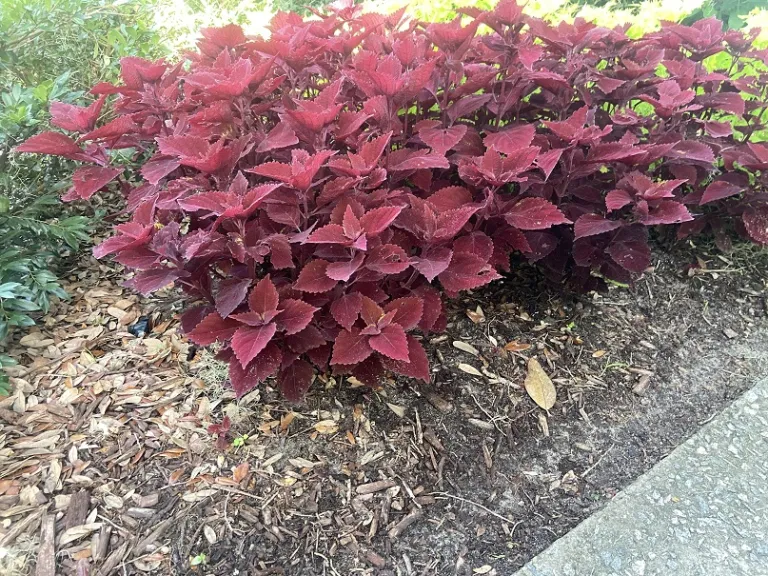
xmin=141 ymin=155 xmax=180 ymax=185
xmin=505 ymin=198 xmax=571 ymax=230
xmin=326 ymin=252 xmax=365 ymax=282
xmin=438 ymin=252 xmax=500 ymax=297
xmin=381 ymin=335 xmax=430 ymax=382
xmin=420 ymin=125 xmax=467 ymax=154
xmin=78 ymin=116 xmax=138 ymax=142
xmin=294 ymin=260 xmax=338 ymax=293
xmin=188 ymin=312 xmax=240 ymax=346
xmin=484 ymin=124 xmax=535 ymax=154
xmin=276 ymin=299 xmax=318 ymax=335
xmin=640 ymin=201 xmax=693 ymax=226
xmin=389 ymin=151 xmax=450 ymax=171
xmin=70 ymin=166 xmax=122 ymax=200
xmin=435 ymin=206 xmax=478 ymax=240
xmin=215 ymin=278 xmax=251 ymax=318
xmin=350 ymin=356 xmax=385 ymax=388
xmin=231 ymin=323 xmax=278 ymax=368
xmin=125 ymin=267 xmax=180 ymax=295
xmin=367 ymin=244 xmax=410 ymax=274
xmin=307 ymin=224 xmax=348 ymax=244
xmin=427 ymin=186 xmax=473 ymax=211
xmin=574 ymin=214 xmax=623 ymax=239
xmin=257 ymin=123 xmax=299 ymax=152
xmin=248 ymin=275 xmax=279 ymax=316
xmin=534 ymin=149 xmax=563 ymax=180
xmin=606 ymin=227 xmax=651 ymax=273
xmin=360 ymin=206 xmax=402 ymax=236
xmin=331 ymin=293 xmax=363 ymax=330
xmin=411 ymin=247 xmax=453 ymax=282
xmin=331 ymin=328 xmax=373 ymax=365
xmin=606 ymin=189 xmax=634 ymax=212
xmin=285 ymin=325 xmax=326 ymax=354
xmin=50 ymin=96 xmax=105 ymax=132
xmin=383 ymin=297 xmax=423 ymax=330
xmin=229 ymin=343 xmax=282 ymax=397
xmin=743 ymin=207 xmax=768 ymax=245
xmin=700 ymin=181 xmax=743 ymax=205
xmin=14 ymin=131 xmax=92 ymax=162
xmin=278 ymin=359 xmax=315 ymax=402
xmin=369 ymin=324 xmax=410 ymax=362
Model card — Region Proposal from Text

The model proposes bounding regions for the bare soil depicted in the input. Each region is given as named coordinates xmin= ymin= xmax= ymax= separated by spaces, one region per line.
xmin=1 ymin=244 xmax=767 ymax=576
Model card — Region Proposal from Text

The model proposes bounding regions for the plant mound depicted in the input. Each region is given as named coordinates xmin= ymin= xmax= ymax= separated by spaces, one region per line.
xmin=16 ymin=1 xmax=768 ymax=399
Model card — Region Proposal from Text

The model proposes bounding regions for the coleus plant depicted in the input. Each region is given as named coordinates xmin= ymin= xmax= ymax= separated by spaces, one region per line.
xmin=15 ymin=1 xmax=768 ymax=400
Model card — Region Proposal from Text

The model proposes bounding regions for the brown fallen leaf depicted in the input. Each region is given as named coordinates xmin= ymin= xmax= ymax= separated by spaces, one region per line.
xmin=592 ymin=349 xmax=607 ymax=358
xmin=19 ymin=332 xmax=54 ymax=348
xmin=466 ymin=306 xmax=485 ymax=324
xmin=524 ymin=358 xmax=556 ymax=410
xmin=106 ymin=307 xmax=127 ymax=322
xmin=168 ymin=468 xmax=186 ymax=485
xmin=280 ymin=411 xmax=295 ymax=432
xmin=314 ymin=420 xmax=339 ymax=435
xmin=181 ymin=489 xmax=216 ymax=503
xmin=233 ymin=462 xmax=250 ymax=483
xmin=505 ymin=341 xmax=531 ymax=352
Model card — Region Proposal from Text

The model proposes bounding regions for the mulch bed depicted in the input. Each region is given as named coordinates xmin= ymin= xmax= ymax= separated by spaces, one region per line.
xmin=1 ymin=244 xmax=767 ymax=576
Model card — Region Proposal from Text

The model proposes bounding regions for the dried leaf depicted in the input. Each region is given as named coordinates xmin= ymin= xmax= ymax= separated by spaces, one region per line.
xmin=181 ymin=489 xmax=216 ymax=502
xmin=168 ymin=468 xmax=185 ymax=485
xmin=466 ymin=306 xmax=485 ymax=324
xmin=386 ymin=403 xmax=406 ymax=418
xmin=280 ymin=411 xmax=295 ymax=432
xmin=19 ymin=332 xmax=54 ymax=348
xmin=457 ymin=363 xmax=483 ymax=377
xmin=504 ymin=341 xmax=531 ymax=352
xmin=314 ymin=420 xmax=339 ymax=435
xmin=233 ymin=462 xmax=250 ymax=482
xmin=60 ymin=523 xmax=102 ymax=545
xmin=592 ymin=349 xmax=606 ymax=358
xmin=204 ymin=525 xmax=217 ymax=544
xmin=106 ymin=306 xmax=127 ymax=322
xmin=43 ymin=459 xmax=62 ymax=493
xmin=103 ymin=494 xmax=123 ymax=509
xmin=452 ymin=341 xmax=479 ymax=356
xmin=524 ymin=358 xmax=556 ymax=410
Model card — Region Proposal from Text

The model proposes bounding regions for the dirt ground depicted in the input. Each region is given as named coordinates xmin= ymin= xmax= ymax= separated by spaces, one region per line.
xmin=1 ymin=242 xmax=767 ymax=576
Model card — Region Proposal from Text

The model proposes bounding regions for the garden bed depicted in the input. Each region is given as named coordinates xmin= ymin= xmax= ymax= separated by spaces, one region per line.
xmin=1 ymin=244 xmax=767 ymax=576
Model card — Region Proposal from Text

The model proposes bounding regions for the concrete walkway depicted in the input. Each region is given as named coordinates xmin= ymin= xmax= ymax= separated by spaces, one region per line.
xmin=515 ymin=378 xmax=768 ymax=576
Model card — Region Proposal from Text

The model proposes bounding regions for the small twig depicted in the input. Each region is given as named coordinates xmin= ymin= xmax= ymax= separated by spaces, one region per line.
xmin=212 ymin=485 xmax=265 ymax=501
xmin=19 ymin=354 xmax=76 ymax=377
xmin=222 ymin=495 xmax=234 ymax=535
xmin=430 ymin=491 xmax=515 ymax=525
xmin=387 ymin=507 xmax=423 ymax=539
xmin=582 ymin=442 xmax=615 ymax=477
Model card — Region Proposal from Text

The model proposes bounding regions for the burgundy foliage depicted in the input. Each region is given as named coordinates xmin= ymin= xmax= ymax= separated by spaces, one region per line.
xmin=16 ymin=1 xmax=768 ymax=399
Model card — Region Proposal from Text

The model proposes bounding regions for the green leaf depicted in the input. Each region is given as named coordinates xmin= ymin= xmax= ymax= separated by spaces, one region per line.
xmin=0 ymin=374 xmax=11 ymax=397
xmin=4 ymin=298 xmax=40 ymax=312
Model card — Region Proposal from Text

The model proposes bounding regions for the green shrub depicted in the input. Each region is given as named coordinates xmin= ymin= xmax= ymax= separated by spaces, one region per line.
xmin=0 ymin=0 xmax=168 ymax=395
xmin=685 ymin=0 xmax=766 ymax=30
xmin=0 ymin=0 xmax=165 ymax=88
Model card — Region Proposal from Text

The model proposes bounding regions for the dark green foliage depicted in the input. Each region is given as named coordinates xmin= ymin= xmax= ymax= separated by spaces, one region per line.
xmin=0 ymin=0 xmax=165 ymax=88
xmin=685 ymin=0 xmax=764 ymax=30
xmin=0 ymin=0 xmax=167 ymax=395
